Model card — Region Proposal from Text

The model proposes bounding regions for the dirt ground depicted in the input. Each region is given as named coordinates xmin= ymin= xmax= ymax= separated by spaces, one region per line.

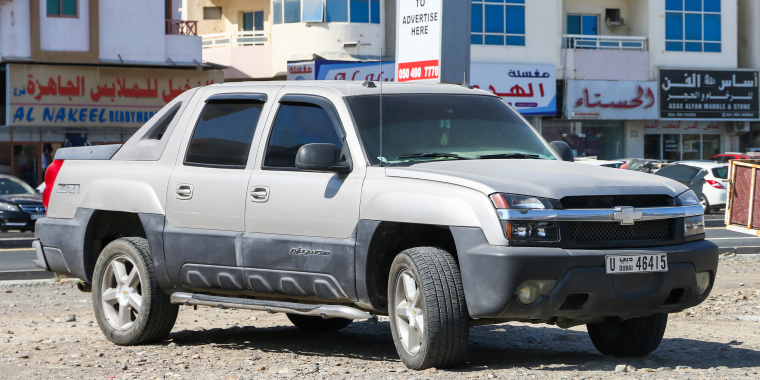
xmin=1 ymin=253 xmax=759 ymax=380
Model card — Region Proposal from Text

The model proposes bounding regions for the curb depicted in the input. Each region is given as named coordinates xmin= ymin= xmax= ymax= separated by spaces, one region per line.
xmin=718 ymin=246 xmax=760 ymax=255
xmin=0 ymin=270 xmax=54 ymax=281
xmin=0 ymin=238 xmax=35 ymax=249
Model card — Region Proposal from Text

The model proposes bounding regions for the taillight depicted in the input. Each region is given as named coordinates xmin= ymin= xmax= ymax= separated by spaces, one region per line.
xmin=43 ymin=159 xmax=64 ymax=211
xmin=706 ymin=179 xmax=725 ymax=189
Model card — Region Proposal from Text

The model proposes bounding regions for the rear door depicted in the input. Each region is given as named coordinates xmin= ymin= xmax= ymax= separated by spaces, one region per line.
xmin=163 ymin=86 xmax=281 ymax=288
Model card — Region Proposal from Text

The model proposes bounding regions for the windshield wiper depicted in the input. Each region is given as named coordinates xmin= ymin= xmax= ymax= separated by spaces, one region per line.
xmin=397 ymin=153 xmax=471 ymax=160
xmin=478 ymin=153 xmax=541 ymax=159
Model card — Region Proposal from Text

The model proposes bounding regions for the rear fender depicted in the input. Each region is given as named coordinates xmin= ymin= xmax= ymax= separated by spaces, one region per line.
xmin=78 ymin=179 xmax=164 ymax=214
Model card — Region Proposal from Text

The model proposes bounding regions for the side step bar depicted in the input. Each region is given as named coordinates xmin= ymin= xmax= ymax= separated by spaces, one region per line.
xmin=170 ymin=292 xmax=374 ymax=320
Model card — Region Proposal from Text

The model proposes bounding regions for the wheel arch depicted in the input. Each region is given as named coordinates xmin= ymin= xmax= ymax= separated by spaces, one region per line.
xmin=355 ymin=221 xmax=458 ymax=313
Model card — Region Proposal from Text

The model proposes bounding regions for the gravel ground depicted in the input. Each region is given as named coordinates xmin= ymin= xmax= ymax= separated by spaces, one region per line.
xmin=1 ymin=253 xmax=759 ymax=380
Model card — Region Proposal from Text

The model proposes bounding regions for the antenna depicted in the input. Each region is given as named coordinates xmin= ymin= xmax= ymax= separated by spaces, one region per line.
xmin=379 ymin=48 xmax=384 ymax=166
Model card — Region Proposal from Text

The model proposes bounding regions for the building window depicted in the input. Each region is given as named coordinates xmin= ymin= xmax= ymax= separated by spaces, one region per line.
xmin=567 ymin=14 xmax=598 ymax=36
xmin=243 ymin=11 xmax=265 ymax=31
xmin=203 ymin=6 xmax=222 ymax=20
xmin=665 ymin=0 xmax=721 ymax=52
xmin=273 ymin=0 xmax=379 ymax=24
xmin=471 ymin=0 xmax=525 ymax=46
xmin=47 ymin=0 xmax=77 ymax=17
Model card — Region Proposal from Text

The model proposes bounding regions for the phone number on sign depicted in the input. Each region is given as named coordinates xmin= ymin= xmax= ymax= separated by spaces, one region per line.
xmin=397 ymin=60 xmax=439 ymax=82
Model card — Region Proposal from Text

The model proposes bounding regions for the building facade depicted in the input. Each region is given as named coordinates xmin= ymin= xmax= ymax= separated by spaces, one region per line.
xmin=1 ymin=0 xmax=221 ymax=187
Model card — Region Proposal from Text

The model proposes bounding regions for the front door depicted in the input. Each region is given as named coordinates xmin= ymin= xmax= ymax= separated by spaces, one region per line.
xmin=243 ymin=87 xmax=366 ymax=301
xmin=164 ymin=87 xmax=280 ymax=289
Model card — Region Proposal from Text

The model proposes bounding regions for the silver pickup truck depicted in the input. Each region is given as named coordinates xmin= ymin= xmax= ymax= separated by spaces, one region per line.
xmin=33 ymin=81 xmax=717 ymax=370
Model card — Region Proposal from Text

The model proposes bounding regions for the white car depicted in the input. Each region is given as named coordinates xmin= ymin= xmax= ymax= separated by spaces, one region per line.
xmin=676 ymin=161 xmax=728 ymax=213
xmin=576 ymin=159 xmax=626 ymax=169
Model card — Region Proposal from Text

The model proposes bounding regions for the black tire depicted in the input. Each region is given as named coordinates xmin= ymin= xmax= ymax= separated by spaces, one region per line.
xmin=587 ymin=313 xmax=668 ymax=357
xmin=701 ymin=195 xmax=711 ymax=214
xmin=388 ymin=247 xmax=469 ymax=370
xmin=92 ymin=237 xmax=178 ymax=345
xmin=286 ymin=314 xmax=353 ymax=332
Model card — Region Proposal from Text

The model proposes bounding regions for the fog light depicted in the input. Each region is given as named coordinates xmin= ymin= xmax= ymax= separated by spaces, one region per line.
xmin=696 ymin=272 xmax=711 ymax=296
xmin=506 ymin=221 xmax=559 ymax=242
xmin=515 ymin=280 xmax=558 ymax=305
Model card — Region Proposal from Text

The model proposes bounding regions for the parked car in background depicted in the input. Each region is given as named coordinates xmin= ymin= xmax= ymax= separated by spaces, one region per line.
xmin=0 ymin=175 xmax=46 ymax=232
xmin=675 ymin=161 xmax=729 ymax=213
xmin=711 ymin=153 xmax=760 ymax=163
xmin=576 ymin=159 xmax=626 ymax=169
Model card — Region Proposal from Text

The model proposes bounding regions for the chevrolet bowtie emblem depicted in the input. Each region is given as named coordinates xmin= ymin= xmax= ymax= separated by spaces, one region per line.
xmin=613 ymin=206 xmax=643 ymax=225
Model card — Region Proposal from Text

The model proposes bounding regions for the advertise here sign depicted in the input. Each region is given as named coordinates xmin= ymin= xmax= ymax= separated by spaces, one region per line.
xmin=471 ymin=63 xmax=557 ymax=116
xmin=566 ymin=80 xmax=658 ymax=120
xmin=7 ymin=64 xmax=224 ymax=127
xmin=396 ymin=0 xmax=442 ymax=82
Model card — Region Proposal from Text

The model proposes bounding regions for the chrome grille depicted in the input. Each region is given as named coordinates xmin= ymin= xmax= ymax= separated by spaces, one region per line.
xmin=560 ymin=195 xmax=671 ymax=209
xmin=19 ymin=205 xmax=45 ymax=213
xmin=568 ymin=219 xmax=671 ymax=242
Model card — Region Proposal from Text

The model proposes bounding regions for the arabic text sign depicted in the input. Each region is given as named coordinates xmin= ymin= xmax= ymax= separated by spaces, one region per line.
xmin=7 ymin=64 xmax=224 ymax=127
xmin=659 ymin=68 xmax=759 ymax=120
xmin=395 ymin=0 xmax=442 ymax=83
xmin=286 ymin=62 xmax=316 ymax=80
xmin=315 ymin=61 xmax=396 ymax=81
xmin=470 ymin=63 xmax=557 ymax=116
xmin=566 ymin=80 xmax=658 ymax=120
xmin=643 ymin=120 xmax=722 ymax=134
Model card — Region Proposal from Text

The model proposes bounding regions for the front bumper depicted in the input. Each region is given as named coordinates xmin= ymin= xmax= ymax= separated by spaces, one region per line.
xmin=451 ymin=227 xmax=719 ymax=323
xmin=0 ymin=210 xmax=43 ymax=230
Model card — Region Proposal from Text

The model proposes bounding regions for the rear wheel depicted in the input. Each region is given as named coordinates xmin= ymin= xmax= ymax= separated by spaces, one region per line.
xmin=388 ymin=247 xmax=469 ymax=370
xmin=92 ymin=237 xmax=178 ymax=345
xmin=587 ymin=314 xmax=667 ymax=357
xmin=286 ymin=314 xmax=352 ymax=332
xmin=700 ymin=195 xmax=711 ymax=214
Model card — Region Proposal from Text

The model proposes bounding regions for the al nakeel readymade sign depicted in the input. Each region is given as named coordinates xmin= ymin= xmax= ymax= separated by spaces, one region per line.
xmin=7 ymin=64 xmax=224 ymax=127
xmin=659 ymin=68 xmax=759 ymax=120
xmin=471 ymin=63 xmax=557 ymax=116
xmin=566 ymin=80 xmax=658 ymax=120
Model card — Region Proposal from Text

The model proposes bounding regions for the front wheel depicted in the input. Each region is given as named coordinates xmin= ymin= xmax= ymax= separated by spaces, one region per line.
xmin=587 ymin=314 xmax=667 ymax=357
xmin=92 ymin=237 xmax=178 ymax=345
xmin=388 ymin=247 xmax=469 ymax=370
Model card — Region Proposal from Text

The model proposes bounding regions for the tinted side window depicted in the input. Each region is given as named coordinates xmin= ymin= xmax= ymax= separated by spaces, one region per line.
xmin=185 ymin=102 xmax=263 ymax=168
xmin=264 ymin=103 xmax=343 ymax=168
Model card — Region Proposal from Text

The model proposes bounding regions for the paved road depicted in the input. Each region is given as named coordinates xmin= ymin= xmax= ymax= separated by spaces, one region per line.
xmin=0 ymin=226 xmax=757 ymax=280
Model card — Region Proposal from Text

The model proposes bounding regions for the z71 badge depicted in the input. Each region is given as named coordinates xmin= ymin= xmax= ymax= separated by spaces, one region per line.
xmin=56 ymin=184 xmax=80 ymax=194
xmin=289 ymin=247 xmax=331 ymax=256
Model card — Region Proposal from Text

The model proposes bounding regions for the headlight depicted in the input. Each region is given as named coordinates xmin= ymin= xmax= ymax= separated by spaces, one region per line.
xmin=0 ymin=202 xmax=20 ymax=212
xmin=678 ymin=190 xmax=701 ymax=207
xmin=490 ymin=194 xmax=552 ymax=209
xmin=684 ymin=215 xmax=705 ymax=237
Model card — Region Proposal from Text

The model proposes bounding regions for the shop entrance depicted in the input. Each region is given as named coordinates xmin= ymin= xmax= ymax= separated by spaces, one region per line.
xmin=644 ymin=133 xmax=720 ymax=161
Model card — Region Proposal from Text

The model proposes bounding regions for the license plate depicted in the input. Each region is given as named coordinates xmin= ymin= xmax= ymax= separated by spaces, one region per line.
xmin=606 ymin=254 xmax=668 ymax=274
xmin=31 ymin=214 xmax=44 ymax=220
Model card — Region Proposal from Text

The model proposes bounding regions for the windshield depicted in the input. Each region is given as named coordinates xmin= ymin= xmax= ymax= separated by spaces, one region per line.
xmin=0 ymin=177 xmax=36 ymax=195
xmin=346 ymin=94 xmax=558 ymax=165
xmin=712 ymin=166 xmax=728 ymax=179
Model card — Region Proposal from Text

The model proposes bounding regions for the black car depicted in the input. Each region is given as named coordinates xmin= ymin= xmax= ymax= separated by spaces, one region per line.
xmin=0 ymin=175 xmax=45 ymax=232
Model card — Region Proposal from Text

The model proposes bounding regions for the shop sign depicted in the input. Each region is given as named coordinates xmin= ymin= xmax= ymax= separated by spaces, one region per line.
xmin=659 ymin=68 xmax=759 ymax=120
xmin=566 ymin=80 xmax=658 ymax=120
xmin=471 ymin=63 xmax=556 ymax=116
xmin=7 ymin=64 xmax=224 ymax=127
xmin=642 ymin=120 xmax=722 ymax=134
xmin=286 ymin=61 xmax=395 ymax=82
xmin=286 ymin=62 xmax=316 ymax=80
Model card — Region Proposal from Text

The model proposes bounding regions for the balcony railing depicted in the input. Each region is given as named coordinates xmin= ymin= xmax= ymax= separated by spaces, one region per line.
xmin=202 ymin=31 xmax=271 ymax=48
xmin=166 ymin=20 xmax=198 ymax=36
xmin=564 ymin=34 xmax=647 ymax=51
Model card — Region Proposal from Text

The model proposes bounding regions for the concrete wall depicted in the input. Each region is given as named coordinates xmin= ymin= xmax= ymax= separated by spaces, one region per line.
xmin=472 ymin=0 xmax=562 ymax=77
xmin=1 ymin=0 xmax=32 ymax=58
xmin=648 ymin=0 xmax=738 ymax=77
xmin=166 ymin=35 xmax=202 ymax=63
xmin=738 ymin=0 xmax=759 ymax=69
xmin=565 ymin=50 xmax=650 ymax=81
xmin=189 ymin=0 xmax=271 ymax=35
xmin=203 ymin=45 xmax=272 ymax=78
xmin=39 ymin=0 xmax=90 ymax=52
xmin=99 ymin=0 xmax=166 ymax=62
xmin=624 ymin=121 xmax=645 ymax=158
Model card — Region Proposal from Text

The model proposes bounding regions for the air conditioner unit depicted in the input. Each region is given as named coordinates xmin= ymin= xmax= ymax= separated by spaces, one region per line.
xmin=605 ymin=8 xmax=627 ymax=27
xmin=730 ymin=121 xmax=751 ymax=134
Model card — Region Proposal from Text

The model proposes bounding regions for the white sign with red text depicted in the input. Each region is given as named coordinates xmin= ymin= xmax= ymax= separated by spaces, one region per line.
xmin=642 ymin=120 xmax=722 ymax=134
xmin=567 ymin=80 xmax=658 ymax=120
xmin=286 ymin=62 xmax=316 ymax=81
xmin=470 ymin=63 xmax=557 ymax=116
xmin=396 ymin=0 xmax=442 ymax=83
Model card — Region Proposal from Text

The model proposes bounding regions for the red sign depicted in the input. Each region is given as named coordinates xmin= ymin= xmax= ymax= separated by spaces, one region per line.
xmin=397 ymin=60 xmax=439 ymax=82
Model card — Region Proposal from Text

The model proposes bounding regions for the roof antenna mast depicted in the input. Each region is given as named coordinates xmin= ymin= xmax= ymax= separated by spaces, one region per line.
xmin=379 ymin=48 xmax=384 ymax=166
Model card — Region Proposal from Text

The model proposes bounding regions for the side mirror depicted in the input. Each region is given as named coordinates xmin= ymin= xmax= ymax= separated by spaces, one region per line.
xmin=550 ymin=141 xmax=575 ymax=162
xmin=295 ymin=143 xmax=351 ymax=174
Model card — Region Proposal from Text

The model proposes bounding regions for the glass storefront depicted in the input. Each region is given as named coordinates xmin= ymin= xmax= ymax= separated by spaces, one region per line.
xmin=541 ymin=120 xmax=624 ymax=160
xmin=645 ymin=133 xmax=720 ymax=161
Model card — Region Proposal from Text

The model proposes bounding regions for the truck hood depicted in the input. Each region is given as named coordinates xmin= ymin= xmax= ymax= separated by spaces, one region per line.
xmin=385 ymin=160 xmax=688 ymax=199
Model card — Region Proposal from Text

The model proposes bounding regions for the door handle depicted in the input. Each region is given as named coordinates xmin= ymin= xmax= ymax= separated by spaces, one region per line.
xmin=176 ymin=184 xmax=193 ymax=200
xmin=250 ymin=186 xmax=270 ymax=202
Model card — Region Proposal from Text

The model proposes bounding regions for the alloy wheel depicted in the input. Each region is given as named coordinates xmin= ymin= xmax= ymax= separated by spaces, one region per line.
xmin=100 ymin=255 xmax=143 ymax=331
xmin=394 ymin=269 xmax=425 ymax=355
